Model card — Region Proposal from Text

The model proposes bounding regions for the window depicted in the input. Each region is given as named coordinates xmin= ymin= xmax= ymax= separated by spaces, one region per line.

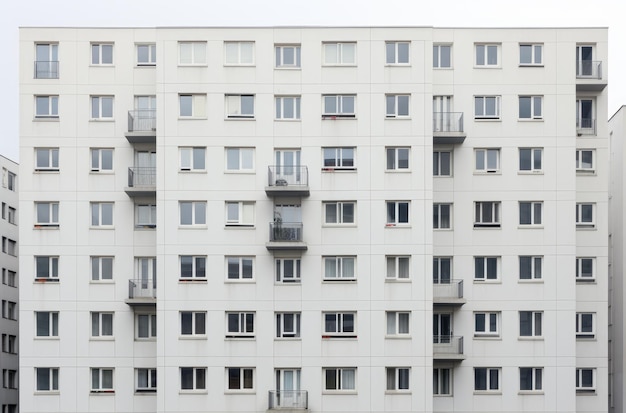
xmin=227 ymin=256 xmax=254 ymax=281
xmin=2 ymin=405 xmax=17 ymax=413
xmin=225 ymin=201 xmax=254 ymax=226
xmin=324 ymin=202 xmax=355 ymax=224
xmin=576 ymin=257 xmax=595 ymax=281
xmin=576 ymin=368 xmax=595 ymax=392
xmin=275 ymin=96 xmax=301 ymax=120
xmin=36 ymin=368 xmax=58 ymax=391
xmin=433 ymin=257 xmax=451 ymax=284
xmin=35 ymin=43 xmax=59 ymax=79
xmin=90 ymin=96 xmax=113 ymax=119
xmin=576 ymin=313 xmax=595 ymax=339
xmin=433 ymin=368 xmax=451 ymax=395
xmin=323 ymin=95 xmax=356 ymax=118
xmin=181 ymin=367 xmax=206 ymax=391
xmin=433 ymin=151 xmax=452 ymax=176
xmin=225 ymin=148 xmax=254 ymax=171
xmin=275 ymin=44 xmax=301 ymax=68
xmin=91 ymin=43 xmax=113 ymax=65
xmin=475 ymin=149 xmax=500 ymax=172
xmin=91 ymin=312 xmax=113 ymax=337
xmin=35 ymin=202 xmax=59 ymax=227
xmin=474 ymin=202 xmax=500 ymax=227
xmin=179 ymin=201 xmax=207 ymax=226
xmin=386 ymin=147 xmax=409 ymax=170
xmin=35 ymin=256 xmax=59 ymax=280
xmin=91 ymin=368 xmax=114 ymax=392
xmin=519 ymin=148 xmax=542 ymax=172
xmin=91 ymin=202 xmax=113 ymax=227
xmin=323 ymin=256 xmax=356 ymax=281
xmin=35 ymin=95 xmax=59 ymax=118
xmin=386 ymin=367 xmax=410 ymax=391
xmin=323 ymin=312 xmax=356 ymax=337
xmin=520 ymin=44 xmax=543 ymax=65
xmin=474 ymin=257 xmax=499 ymax=281
xmin=324 ymin=368 xmax=356 ymax=391
xmin=179 ymin=147 xmax=206 ymax=171
xmin=7 ymin=207 xmax=15 ymax=225
xmin=576 ymin=150 xmax=594 ymax=172
xmin=179 ymin=94 xmax=206 ymax=118
xmin=2 ymin=269 xmax=17 ymax=287
xmin=275 ymin=258 xmax=301 ymax=283
xmin=386 ymin=201 xmax=410 ymax=225
xmin=224 ymin=41 xmax=254 ymax=65
xmin=576 ymin=98 xmax=594 ymax=131
xmin=433 ymin=44 xmax=451 ymax=68
xmin=386 ymin=41 xmax=410 ymax=65
xmin=136 ymin=44 xmax=156 ymax=66
xmin=520 ymin=367 xmax=543 ymax=391
xmin=474 ymin=312 xmax=499 ymax=336
xmin=519 ymin=202 xmax=543 ymax=226
xmin=1 ymin=238 xmax=16 ymax=256
xmin=475 ymin=44 xmax=499 ymax=67
xmin=323 ymin=147 xmax=355 ymax=169
xmin=0 ymin=301 xmax=15 ymax=320
xmin=576 ymin=203 xmax=595 ymax=229
xmin=178 ymin=41 xmax=206 ymax=65
xmin=323 ymin=42 xmax=356 ymax=65
xmin=1 ymin=334 xmax=16 ymax=354
xmin=433 ymin=203 xmax=451 ymax=229
xmin=474 ymin=96 xmax=501 ymax=119
xmin=35 ymin=148 xmax=59 ymax=171
xmin=90 ymin=256 xmax=113 ymax=281
xmin=2 ymin=370 xmax=17 ymax=389
xmin=519 ymin=311 xmax=543 ymax=337
xmin=276 ymin=312 xmax=301 ymax=338
xmin=180 ymin=311 xmax=206 ymax=336
xmin=519 ymin=96 xmax=543 ymax=119
xmin=136 ymin=204 xmax=156 ymax=228
xmin=90 ymin=148 xmax=113 ymax=172
xmin=474 ymin=368 xmax=500 ymax=391
xmin=386 ymin=94 xmax=410 ymax=118
xmin=180 ymin=256 xmax=206 ymax=280
xmin=226 ymin=312 xmax=255 ymax=338
xmin=386 ymin=256 xmax=410 ymax=280
xmin=136 ymin=313 xmax=156 ymax=339
xmin=519 ymin=256 xmax=542 ymax=280
xmin=386 ymin=311 xmax=410 ymax=336
xmin=136 ymin=368 xmax=157 ymax=392
xmin=226 ymin=94 xmax=255 ymax=119
xmin=2 ymin=169 xmax=16 ymax=191
xmin=227 ymin=367 xmax=254 ymax=391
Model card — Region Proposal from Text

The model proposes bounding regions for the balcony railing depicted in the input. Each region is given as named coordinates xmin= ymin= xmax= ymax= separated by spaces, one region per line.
xmin=433 ymin=112 xmax=464 ymax=133
xmin=433 ymin=335 xmax=464 ymax=357
xmin=128 ymin=167 xmax=156 ymax=188
xmin=268 ymin=390 xmax=308 ymax=410
xmin=269 ymin=222 xmax=303 ymax=242
xmin=128 ymin=110 xmax=156 ymax=133
xmin=34 ymin=61 xmax=59 ymax=79
xmin=576 ymin=61 xmax=603 ymax=79
xmin=433 ymin=279 xmax=464 ymax=301
xmin=576 ymin=118 xmax=596 ymax=135
xmin=267 ymin=166 xmax=309 ymax=187
xmin=128 ymin=278 xmax=156 ymax=300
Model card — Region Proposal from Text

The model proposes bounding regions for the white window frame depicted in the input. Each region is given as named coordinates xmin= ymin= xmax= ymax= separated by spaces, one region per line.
xmin=576 ymin=257 xmax=595 ymax=281
xmin=275 ymin=258 xmax=301 ymax=283
xmin=576 ymin=203 xmax=595 ymax=229
xmin=519 ymin=367 xmax=543 ymax=392
xmin=224 ymin=41 xmax=255 ymax=66
xmin=35 ymin=95 xmax=59 ymax=118
xmin=386 ymin=256 xmax=410 ymax=280
xmin=474 ymin=96 xmax=501 ymax=119
xmin=519 ymin=311 xmax=543 ymax=338
xmin=276 ymin=312 xmax=301 ymax=338
xmin=576 ymin=149 xmax=595 ymax=173
xmin=179 ymin=147 xmax=206 ymax=171
xmin=322 ymin=147 xmax=355 ymax=170
xmin=91 ymin=368 xmax=114 ymax=392
xmin=519 ymin=256 xmax=542 ymax=281
xmin=322 ymin=95 xmax=356 ymax=118
xmin=433 ymin=151 xmax=452 ymax=176
xmin=323 ymin=202 xmax=356 ymax=225
xmin=226 ymin=312 xmax=255 ymax=338
xmin=90 ymin=256 xmax=113 ymax=281
xmin=275 ymin=96 xmax=301 ymax=120
xmin=90 ymin=96 xmax=114 ymax=120
xmin=178 ymin=94 xmax=206 ymax=118
xmin=135 ymin=313 xmax=156 ymax=340
xmin=323 ymin=312 xmax=356 ymax=337
xmin=35 ymin=202 xmax=59 ymax=227
xmin=90 ymin=202 xmax=113 ymax=227
xmin=474 ymin=312 xmax=500 ymax=336
xmin=180 ymin=367 xmax=206 ymax=391
xmin=323 ymin=42 xmax=356 ymax=66
xmin=433 ymin=368 xmax=452 ymax=395
xmin=180 ymin=311 xmax=206 ymax=337
xmin=136 ymin=43 xmax=156 ymax=66
xmin=180 ymin=255 xmax=206 ymax=280
xmin=474 ymin=257 xmax=500 ymax=281
xmin=474 ymin=367 xmax=500 ymax=392
xmin=226 ymin=256 xmax=254 ymax=281
xmin=475 ymin=148 xmax=500 ymax=172
xmin=433 ymin=44 xmax=451 ymax=68
xmin=91 ymin=43 xmax=113 ymax=65
xmin=178 ymin=41 xmax=207 ymax=65
xmin=35 ymin=311 xmax=58 ymax=337
xmin=323 ymin=256 xmax=356 ymax=281
xmin=386 ymin=367 xmax=410 ymax=391
xmin=576 ymin=368 xmax=595 ymax=392
xmin=135 ymin=204 xmax=156 ymax=228
xmin=225 ymin=94 xmax=255 ymax=119
xmin=275 ymin=44 xmax=301 ymax=68
xmin=433 ymin=203 xmax=452 ymax=230
xmin=226 ymin=367 xmax=255 ymax=391
xmin=474 ymin=202 xmax=501 ymax=227
xmin=386 ymin=201 xmax=410 ymax=226
xmin=179 ymin=201 xmax=207 ymax=226
xmin=91 ymin=312 xmax=113 ymax=338
xmin=386 ymin=147 xmax=410 ymax=171
xmin=90 ymin=148 xmax=113 ymax=172
xmin=519 ymin=148 xmax=543 ymax=172
xmin=35 ymin=367 xmax=59 ymax=392
xmin=475 ymin=44 xmax=500 ymax=67
xmin=225 ymin=201 xmax=254 ymax=227
xmin=576 ymin=313 xmax=595 ymax=339
xmin=519 ymin=44 xmax=543 ymax=66
xmin=385 ymin=94 xmax=410 ymax=118
xmin=135 ymin=368 xmax=157 ymax=393
xmin=519 ymin=201 xmax=543 ymax=226
xmin=35 ymin=148 xmax=59 ymax=171
xmin=323 ymin=367 xmax=356 ymax=391
xmin=35 ymin=256 xmax=59 ymax=281
xmin=519 ymin=96 xmax=543 ymax=120
xmin=225 ymin=147 xmax=254 ymax=172
xmin=386 ymin=311 xmax=410 ymax=336
xmin=386 ymin=41 xmax=410 ymax=65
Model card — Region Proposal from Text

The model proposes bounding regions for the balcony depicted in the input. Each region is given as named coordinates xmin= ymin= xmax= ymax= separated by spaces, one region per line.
xmin=433 ymin=112 xmax=466 ymax=144
xmin=576 ymin=118 xmax=596 ymax=136
xmin=125 ymin=167 xmax=156 ymax=197
xmin=268 ymin=390 xmax=308 ymax=410
xmin=34 ymin=61 xmax=59 ymax=79
xmin=266 ymin=222 xmax=307 ymax=251
xmin=433 ymin=280 xmax=465 ymax=306
xmin=126 ymin=278 xmax=156 ymax=307
xmin=266 ymin=166 xmax=310 ymax=197
xmin=433 ymin=335 xmax=464 ymax=361
xmin=125 ymin=110 xmax=156 ymax=143
xmin=576 ymin=61 xmax=607 ymax=91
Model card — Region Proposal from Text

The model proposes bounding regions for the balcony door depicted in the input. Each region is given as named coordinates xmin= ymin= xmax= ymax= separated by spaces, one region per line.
xmin=135 ymin=151 xmax=156 ymax=186
xmin=274 ymin=149 xmax=302 ymax=185
xmin=136 ymin=257 xmax=156 ymax=290
xmin=433 ymin=257 xmax=451 ymax=284
xmin=576 ymin=99 xmax=594 ymax=130
xmin=433 ymin=313 xmax=452 ymax=344
xmin=134 ymin=95 xmax=156 ymax=131
xmin=576 ymin=45 xmax=593 ymax=77
xmin=433 ymin=96 xmax=453 ymax=132
xmin=275 ymin=369 xmax=301 ymax=407
xmin=35 ymin=43 xmax=58 ymax=78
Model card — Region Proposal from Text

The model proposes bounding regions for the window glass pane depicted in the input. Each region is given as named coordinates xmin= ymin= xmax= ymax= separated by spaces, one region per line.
xmin=194 ymin=202 xmax=206 ymax=225
xmin=519 ymin=97 xmax=531 ymax=118
xmin=398 ymin=43 xmax=409 ymax=63
xmin=179 ymin=96 xmax=192 ymax=116
xmin=520 ymin=45 xmax=531 ymax=63
xmin=440 ymin=46 xmax=450 ymax=67
xmin=386 ymin=43 xmax=395 ymax=64
xmin=487 ymin=46 xmax=498 ymax=64
xmin=476 ymin=45 xmax=484 ymax=65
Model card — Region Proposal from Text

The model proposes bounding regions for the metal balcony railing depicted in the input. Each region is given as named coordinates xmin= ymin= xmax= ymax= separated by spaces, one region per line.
xmin=128 ymin=278 xmax=156 ymax=300
xmin=128 ymin=110 xmax=156 ymax=132
xmin=576 ymin=118 xmax=596 ymax=135
xmin=433 ymin=112 xmax=464 ymax=133
xmin=269 ymin=222 xmax=303 ymax=242
xmin=267 ymin=166 xmax=309 ymax=187
xmin=433 ymin=335 xmax=464 ymax=355
xmin=268 ymin=390 xmax=308 ymax=410
xmin=34 ymin=61 xmax=59 ymax=79
xmin=128 ymin=167 xmax=156 ymax=188
xmin=576 ymin=61 xmax=603 ymax=79
xmin=433 ymin=279 xmax=463 ymax=300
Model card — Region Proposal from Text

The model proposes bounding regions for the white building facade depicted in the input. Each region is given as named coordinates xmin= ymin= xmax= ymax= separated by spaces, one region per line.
xmin=19 ymin=27 xmax=608 ymax=413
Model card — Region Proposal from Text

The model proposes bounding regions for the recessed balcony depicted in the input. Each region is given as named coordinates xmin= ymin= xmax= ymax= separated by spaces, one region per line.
xmin=576 ymin=61 xmax=607 ymax=91
xmin=125 ymin=167 xmax=156 ymax=197
xmin=266 ymin=222 xmax=307 ymax=251
xmin=34 ymin=61 xmax=59 ymax=79
xmin=125 ymin=110 xmax=156 ymax=143
xmin=433 ymin=112 xmax=466 ymax=144
xmin=265 ymin=166 xmax=309 ymax=197
xmin=433 ymin=279 xmax=465 ymax=306
xmin=433 ymin=335 xmax=464 ymax=361
xmin=125 ymin=278 xmax=156 ymax=307
xmin=268 ymin=390 xmax=308 ymax=410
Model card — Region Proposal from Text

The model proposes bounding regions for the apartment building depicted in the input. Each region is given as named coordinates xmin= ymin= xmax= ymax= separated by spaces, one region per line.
xmin=1 ymin=155 xmax=18 ymax=413
xmin=18 ymin=27 xmax=608 ymax=413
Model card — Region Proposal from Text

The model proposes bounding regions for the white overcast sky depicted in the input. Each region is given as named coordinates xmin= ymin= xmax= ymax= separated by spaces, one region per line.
xmin=1 ymin=0 xmax=624 ymax=161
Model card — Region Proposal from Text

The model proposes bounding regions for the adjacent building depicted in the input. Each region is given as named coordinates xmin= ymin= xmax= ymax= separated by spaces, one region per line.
xmin=19 ymin=26 xmax=608 ymax=413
